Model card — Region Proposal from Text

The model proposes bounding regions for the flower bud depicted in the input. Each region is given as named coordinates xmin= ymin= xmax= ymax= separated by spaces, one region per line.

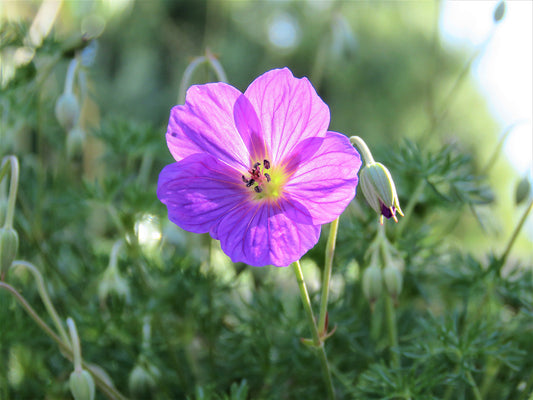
xmin=362 ymin=264 xmax=383 ymax=305
xmin=382 ymin=264 xmax=403 ymax=300
xmin=55 ymin=93 xmax=80 ymax=131
xmin=98 ymin=263 xmax=130 ymax=307
xmin=67 ymin=126 xmax=86 ymax=159
xmin=493 ymin=1 xmax=505 ymax=23
xmin=515 ymin=176 xmax=530 ymax=205
xmin=128 ymin=360 xmax=159 ymax=400
xmin=69 ymin=369 xmax=95 ymax=400
xmin=359 ymin=162 xmax=403 ymax=224
xmin=0 ymin=226 xmax=19 ymax=279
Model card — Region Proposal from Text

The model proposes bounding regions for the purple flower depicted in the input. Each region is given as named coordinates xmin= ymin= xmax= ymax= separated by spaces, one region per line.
xmin=157 ymin=68 xmax=361 ymax=267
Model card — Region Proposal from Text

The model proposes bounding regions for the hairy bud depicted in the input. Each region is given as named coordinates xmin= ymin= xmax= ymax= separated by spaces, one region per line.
xmin=382 ymin=264 xmax=403 ymax=300
xmin=69 ymin=369 xmax=95 ymax=400
xmin=362 ymin=264 xmax=383 ymax=305
xmin=55 ymin=93 xmax=80 ymax=131
xmin=359 ymin=162 xmax=403 ymax=224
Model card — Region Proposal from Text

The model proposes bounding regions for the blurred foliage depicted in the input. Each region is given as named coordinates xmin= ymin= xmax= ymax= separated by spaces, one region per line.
xmin=1 ymin=1 xmax=532 ymax=400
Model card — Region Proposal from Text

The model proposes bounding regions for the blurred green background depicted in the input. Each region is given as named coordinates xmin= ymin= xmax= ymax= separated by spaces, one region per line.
xmin=1 ymin=1 xmax=532 ymax=399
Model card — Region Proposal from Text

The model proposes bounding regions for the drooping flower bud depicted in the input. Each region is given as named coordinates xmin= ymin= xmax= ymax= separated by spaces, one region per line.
xmin=55 ymin=93 xmax=80 ymax=131
xmin=69 ymin=369 xmax=95 ymax=400
xmin=98 ymin=263 xmax=130 ymax=307
xmin=362 ymin=264 xmax=383 ymax=306
xmin=359 ymin=162 xmax=404 ymax=224
xmin=0 ymin=226 xmax=18 ymax=279
xmin=128 ymin=360 xmax=159 ymax=400
xmin=515 ymin=176 xmax=530 ymax=205
xmin=382 ymin=263 xmax=403 ymax=300
xmin=67 ymin=126 xmax=86 ymax=159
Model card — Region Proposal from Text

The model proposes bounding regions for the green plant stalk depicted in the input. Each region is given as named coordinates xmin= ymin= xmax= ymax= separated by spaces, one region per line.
xmin=396 ymin=179 xmax=425 ymax=237
xmin=318 ymin=218 xmax=339 ymax=336
xmin=1 ymin=156 xmax=19 ymax=229
xmin=349 ymin=136 xmax=375 ymax=166
xmin=0 ymin=282 xmax=128 ymax=400
xmin=384 ymin=294 xmax=400 ymax=368
xmin=11 ymin=260 xmax=71 ymax=346
xmin=292 ymin=260 xmax=335 ymax=400
xmin=465 ymin=370 xmax=483 ymax=400
xmin=499 ymin=198 xmax=533 ymax=269
xmin=67 ymin=317 xmax=82 ymax=371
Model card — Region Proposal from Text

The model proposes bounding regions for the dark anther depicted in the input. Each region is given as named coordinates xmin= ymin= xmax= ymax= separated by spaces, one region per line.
xmin=242 ymin=175 xmax=249 ymax=183
xmin=263 ymin=159 xmax=271 ymax=169
xmin=254 ymin=186 xmax=263 ymax=193
xmin=264 ymin=173 xmax=271 ymax=182
xmin=253 ymin=162 xmax=261 ymax=169
xmin=246 ymin=179 xmax=255 ymax=187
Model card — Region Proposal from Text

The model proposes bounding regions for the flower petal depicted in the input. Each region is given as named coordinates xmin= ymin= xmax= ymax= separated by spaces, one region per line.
xmin=284 ymin=131 xmax=362 ymax=225
xmin=213 ymin=199 xmax=321 ymax=267
xmin=244 ymin=68 xmax=330 ymax=164
xmin=157 ymin=153 xmax=248 ymax=237
xmin=233 ymin=94 xmax=267 ymax=162
xmin=166 ymin=83 xmax=249 ymax=170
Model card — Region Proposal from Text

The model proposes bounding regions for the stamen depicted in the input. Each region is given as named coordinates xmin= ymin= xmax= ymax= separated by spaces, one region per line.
xmin=242 ymin=175 xmax=249 ymax=183
xmin=246 ymin=179 xmax=255 ymax=187
xmin=264 ymin=173 xmax=271 ymax=182
xmin=263 ymin=159 xmax=270 ymax=169
xmin=254 ymin=186 xmax=263 ymax=193
xmin=253 ymin=162 xmax=261 ymax=169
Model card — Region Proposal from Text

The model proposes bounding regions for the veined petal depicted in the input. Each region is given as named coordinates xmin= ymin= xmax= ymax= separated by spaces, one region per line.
xmin=244 ymin=68 xmax=330 ymax=164
xmin=233 ymin=94 xmax=267 ymax=162
xmin=157 ymin=153 xmax=248 ymax=236
xmin=214 ymin=200 xmax=321 ymax=267
xmin=284 ymin=131 xmax=362 ymax=225
xmin=166 ymin=83 xmax=249 ymax=170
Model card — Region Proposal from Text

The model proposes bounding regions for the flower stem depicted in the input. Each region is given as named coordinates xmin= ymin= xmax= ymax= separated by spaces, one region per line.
xmin=1 ymin=156 xmax=19 ymax=229
xmin=318 ymin=218 xmax=339 ymax=336
xmin=67 ymin=318 xmax=82 ymax=371
xmin=465 ymin=370 xmax=483 ymax=400
xmin=10 ymin=260 xmax=71 ymax=346
xmin=349 ymin=136 xmax=375 ymax=166
xmin=499 ymin=198 xmax=533 ymax=270
xmin=0 ymin=282 xmax=128 ymax=400
xmin=292 ymin=260 xmax=335 ymax=400
xmin=384 ymin=293 xmax=400 ymax=368
xmin=396 ymin=179 xmax=425 ymax=237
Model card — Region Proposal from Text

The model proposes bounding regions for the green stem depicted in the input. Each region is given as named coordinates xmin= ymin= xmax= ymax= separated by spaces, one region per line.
xmin=0 ymin=282 xmax=128 ymax=400
xmin=318 ymin=218 xmax=339 ymax=336
xmin=292 ymin=260 xmax=335 ymax=400
xmin=396 ymin=179 xmax=425 ymax=237
xmin=67 ymin=318 xmax=82 ymax=371
xmin=177 ymin=51 xmax=228 ymax=104
xmin=465 ymin=370 xmax=483 ymax=400
xmin=384 ymin=294 xmax=400 ymax=368
xmin=1 ymin=156 xmax=19 ymax=229
xmin=10 ymin=260 xmax=71 ymax=346
xmin=499 ymin=198 xmax=533 ymax=270
xmin=349 ymin=136 xmax=375 ymax=166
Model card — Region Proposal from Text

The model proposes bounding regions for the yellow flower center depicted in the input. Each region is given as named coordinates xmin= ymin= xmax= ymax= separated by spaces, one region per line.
xmin=241 ymin=159 xmax=287 ymax=202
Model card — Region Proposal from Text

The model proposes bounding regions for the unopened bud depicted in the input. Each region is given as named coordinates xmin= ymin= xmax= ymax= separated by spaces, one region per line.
xmin=0 ymin=227 xmax=18 ymax=279
xmin=67 ymin=126 xmax=86 ymax=158
xmin=359 ymin=162 xmax=403 ymax=224
xmin=69 ymin=369 xmax=95 ymax=400
xmin=55 ymin=93 xmax=80 ymax=131
xmin=515 ymin=176 xmax=530 ymax=205
xmin=493 ymin=1 xmax=505 ymax=23
xmin=128 ymin=360 xmax=159 ymax=400
xmin=98 ymin=263 xmax=130 ymax=307
xmin=362 ymin=264 xmax=383 ymax=305
xmin=382 ymin=264 xmax=403 ymax=300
